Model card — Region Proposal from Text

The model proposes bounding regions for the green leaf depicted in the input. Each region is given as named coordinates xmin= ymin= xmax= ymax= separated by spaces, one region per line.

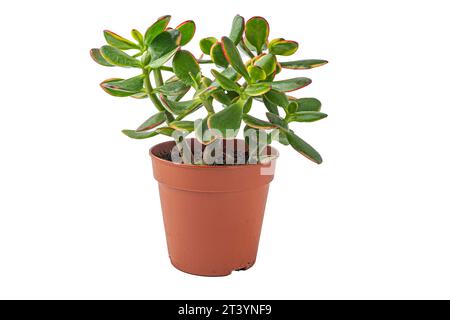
xmin=154 ymin=78 xmax=190 ymax=96
xmin=148 ymin=30 xmax=181 ymax=68
xmin=221 ymin=36 xmax=250 ymax=81
xmin=100 ymin=46 xmax=141 ymax=68
xmin=176 ymin=20 xmax=196 ymax=46
xmin=280 ymin=59 xmax=328 ymax=70
xmin=243 ymin=114 xmax=276 ymax=129
xmin=90 ymin=48 xmax=114 ymax=67
xmin=266 ymin=112 xmax=288 ymax=129
xmin=263 ymin=96 xmax=279 ymax=115
xmin=292 ymin=97 xmax=322 ymax=111
xmin=199 ymin=37 xmax=218 ymax=55
xmin=244 ymin=83 xmax=271 ymax=96
xmin=285 ymin=130 xmax=322 ymax=164
xmin=243 ymin=99 xmax=252 ymax=113
xmin=208 ymin=99 xmax=245 ymax=138
xmin=287 ymin=111 xmax=328 ymax=123
xmin=131 ymin=29 xmax=144 ymax=47
xmin=229 ymin=15 xmax=245 ymax=45
xmin=269 ymin=39 xmax=298 ymax=56
xmin=169 ymin=120 xmax=194 ymax=132
xmin=210 ymin=42 xmax=229 ymax=68
xmin=287 ymin=101 xmax=298 ymax=113
xmin=195 ymin=117 xmax=217 ymax=144
xmin=211 ymin=90 xmax=232 ymax=105
xmin=211 ymin=69 xmax=241 ymax=92
xmin=248 ymin=65 xmax=266 ymax=81
xmin=136 ymin=112 xmax=167 ymax=132
xmin=122 ymin=129 xmax=158 ymax=139
xmin=100 ymin=76 xmax=144 ymax=97
xmin=245 ymin=16 xmax=269 ymax=54
xmin=172 ymin=50 xmax=200 ymax=86
xmin=156 ymin=127 xmax=176 ymax=137
xmin=270 ymin=77 xmax=312 ymax=92
xmin=254 ymin=54 xmax=276 ymax=76
xmin=264 ymin=89 xmax=289 ymax=108
xmin=103 ymin=30 xmax=140 ymax=50
xmin=160 ymin=96 xmax=201 ymax=115
xmin=144 ymin=15 xmax=171 ymax=46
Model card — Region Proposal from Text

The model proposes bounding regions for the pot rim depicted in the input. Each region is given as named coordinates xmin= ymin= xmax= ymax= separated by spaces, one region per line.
xmin=149 ymin=139 xmax=279 ymax=170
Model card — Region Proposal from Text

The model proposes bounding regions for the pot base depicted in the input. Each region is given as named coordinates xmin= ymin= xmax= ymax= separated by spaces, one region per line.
xmin=170 ymin=258 xmax=256 ymax=277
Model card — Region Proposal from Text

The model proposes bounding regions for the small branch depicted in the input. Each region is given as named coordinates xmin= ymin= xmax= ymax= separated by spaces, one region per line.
xmin=197 ymin=59 xmax=213 ymax=64
xmin=142 ymin=69 xmax=165 ymax=112
xmin=153 ymin=68 xmax=164 ymax=87
xmin=159 ymin=66 xmax=173 ymax=72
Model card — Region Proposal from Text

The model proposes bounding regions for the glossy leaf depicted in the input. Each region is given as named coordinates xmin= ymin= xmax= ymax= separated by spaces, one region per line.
xmin=208 ymin=99 xmax=245 ymax=138
xmin=280 ymin=59 xmax=328 ymax=70
xmin=195 ymin=117 xmax=217 ymax=144
xmin=264 ymin=89 xmax=289 ymax=108
xmin=160 ymin=96 xmax=200 ymax=115
xmin=270 ymin=77 xmax=312 ymax=92
xmin=211 ymin=69 xmax=240 ymax=92
xmin=221 ymin=36 xmax=250 ymax=81
xmin=172 ymin=50 xmax=200 ymax=86
xmin=263 ymin=96 xmax=279 ymax=115
xmin=229 ymin=15 xmax=245 ymax=45
xmin=248 ymin=65 xmax=266 ymax=81
xmin=266 ymin=112 xmax=288 ymax=129
xmin=154 ymin=78 xmax=190 ymax=96
xmin=131 ymin=92 xmax=148 ymax=99
xmin=243 ymin=98 xmax=252 ymax=113
xmin=131 ymin=29 xmax=144 ymax=46
xmin=90 ymin=48 xmax=114 ymax=67
xmin=245 ymin=16 xmax=269 ymax=53
xmin=156 ymin=127 xmax=176 ymax=137
xmin=169 ymin=120 xmax=194 ymax=132
xmin=136 ymin=112 xmax=167 ymax=132
xmin=100 ymin=45 xmax=141 ymax=68
xmin=176 ymin=20 xmax=196 ymax=46
xmin=199 ymin=37 xmax=217 ymax=55
xmin=244 ymin=83 xmax=271 ymax=96
xmin=104 ymin=30 xmax=140 ymax=50
xmin=100 ymin=76 xmax=143 ymax=97
xmin=193 ymin=86 xmax=218 ymax=100
xmin=287 ymin=111 xmax=328 ymax=123
xmin=292 ymin=97 xmax=322 ymax=111
xmin=122 ymin=129 xmax=158 ymax=139
xmin=254 ymin=54 xmax=276 ymax=76
xmin=211 ymin=90 xmax=233 ymax=105
xmin=210 ymin=42 xmax=229 ymax=68
xmin=144 ymin=15 xmax=171 ymax=46
xmin=243 ymin=114 xmax=276 ymax=129
xmin=286 ymin=130 xmax=322 ymax=164
xmin=269 ymin=39 xmax=298 ymax=56
xmin=148 ymin=30 xmax=181 ymax=68
xmin=287 ymin=101 xmax=298 ymax=113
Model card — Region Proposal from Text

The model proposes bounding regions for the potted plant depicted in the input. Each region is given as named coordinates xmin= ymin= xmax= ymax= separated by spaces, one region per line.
xmin=90 ymin=15 xmax=328 ymax=276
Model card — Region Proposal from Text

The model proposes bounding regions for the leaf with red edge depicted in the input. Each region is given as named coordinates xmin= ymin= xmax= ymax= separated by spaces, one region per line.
xmin=144 ymin=15 xmax=171 ymax=46
xmin=245 ymin=16 xmax=269 ymax=53
xmin=221 ymin=36 xmax=250 ymax=81
xmin=280 ymin=59 xmax=328 ymax=70
xmin=176 ymin=20 xmax=196 ymax=46
xmin=269 ymin=77 xmax=312 ymax=92
xmin=136 ymin=112 xmax=167 ymax=132
xmin=104 ymin=30 xmax=140 ymax=50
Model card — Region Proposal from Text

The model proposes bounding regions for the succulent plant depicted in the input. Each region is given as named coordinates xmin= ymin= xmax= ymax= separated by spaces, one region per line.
xmin=90 ymin=15 xmax=328 ymax=164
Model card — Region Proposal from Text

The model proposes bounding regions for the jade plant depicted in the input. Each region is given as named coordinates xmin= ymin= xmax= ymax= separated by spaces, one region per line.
xmin=90 ymin=15 xmax=328 ymax=164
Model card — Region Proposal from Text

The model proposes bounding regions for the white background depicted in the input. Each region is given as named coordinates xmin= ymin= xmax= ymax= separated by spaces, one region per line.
xmin=1 ymin=0 xmax=449 ymax=299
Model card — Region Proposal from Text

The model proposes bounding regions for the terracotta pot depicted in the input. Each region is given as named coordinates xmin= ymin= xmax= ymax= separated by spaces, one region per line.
xmin=150 ymin=139 xmax=279 ymax=276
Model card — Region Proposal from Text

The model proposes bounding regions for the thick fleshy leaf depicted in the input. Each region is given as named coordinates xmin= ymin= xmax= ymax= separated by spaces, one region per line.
xmin=269 ymin=39 xmax=298 ymax=56
xmin=104 ymin=30 xmax=140 ymax=50
xmin=280 ymin=59 xmax=328 ymax=70
xmin=195 ymin=117 xmax=217 ymax=144
xmin=264 ymin=89 xmax=289 ymax=108
xmin=100 ymin=46 xmax=141 ymax=68
xmin=248 ymin=65 xmax=266 ymax=81
xmin=172 ymin=50 xmax=200 ymax=86
xmin=122 ymin=129 xmax=158 ymax=139
xmin=199 ymin=37 xmax=218 ymax=55
xmin=270 ymin=77 xmax=312 ymax=92
xmin=245 ymin=17 xmax=269 ymax=53
xmin=100 ymin=76 xmax=144 ymax=97
xmin=229 ymin=15 xmax=245 ymax=45
xmin=254 ymin=54 xmax=276 ymax=76
xmin=292 ymin=97 xmax=322 ymax=111
xmin=244 ymin=83 xmax=271 ymax=96
xmin=154 ymin=78 xmax=190 ymax=96
xmin=156 ymin=127 xmax=176 ymax=137
xmin=169 ymin=120 xmax=194 ymax=132
xmin=211 ymin=69 xmax=240 ymax=92
xmin=286 ymin=130 xmax=322 ymax=164
xmin=266 ymin=112 xmax=288 ymax=129
xmin=160 ymin=96 xmax=200 ymax=115
xmin=263 ymin=96 xmax=279 ymax=115
xmin=90 ymin=48 xmax=114 ymax=67
xmin=131 ymin=29 xmax=144 ymax=46
xmin=176 ymin=20 xmax=196 ymax=46
xmin=144 ymin=15 xmax=171 ymax=46
xmin=148 ymin=30 xmax=181 ymax=68
xmin=211 ymin=90 xmax=233 ymax=105
xmin=207 ymin=99 xmax=245 ymax=138
xmin=287 ymin=101 xmax=298 ymax=113
xmin=243 ymin=114 xmax=276 ymax=129
xmin=221 ymin=36 xmax=250 ymax=81
xmin=136 ymin=112 xmax=167 ymax=132
xmin=287 ymin=111 xmax=328 ymax=123
xmin=210 ymin=42 xmax=229 ymax=68
xmin=243 ymin=98 xmax=252 ymax=113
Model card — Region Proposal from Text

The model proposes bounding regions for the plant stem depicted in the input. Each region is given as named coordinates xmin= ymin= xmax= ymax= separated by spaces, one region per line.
xmin=153 ymin=68 xmax=164 ymax=87
xmin=159 ymin=66 xmax=173 ymax=72
xmin=202 ymin=99 xmax=215 ymax=115
xmin=197 ymin=59 xmax=213 ymax=64
xmin=142 ymin=68 xmax=165 ymax=112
